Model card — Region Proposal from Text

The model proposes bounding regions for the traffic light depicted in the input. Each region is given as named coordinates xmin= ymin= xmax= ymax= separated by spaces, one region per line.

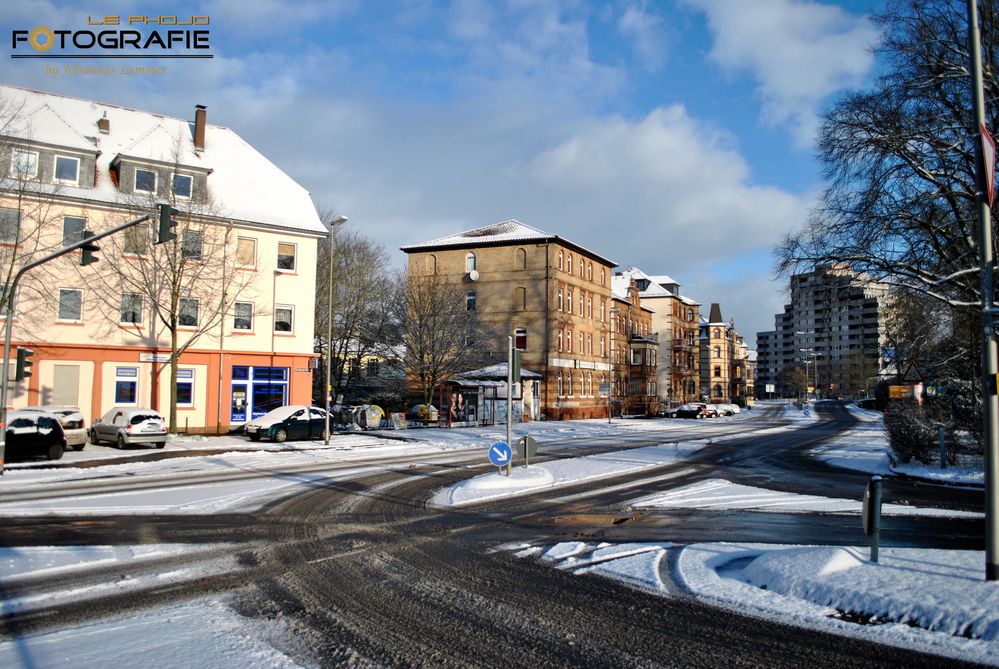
xmin=79 ymin=230 xmax=99 ymax=266
xmin=157 ymin=203 xmax=177 ymax=244
xmin=15 ymin=347 xmax=33 ymax=381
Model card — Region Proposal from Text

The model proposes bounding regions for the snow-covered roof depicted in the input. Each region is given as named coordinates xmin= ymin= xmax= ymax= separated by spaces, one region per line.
xmin=611 ymin=275 xmax=631 ymax=301
xmin=402 ymin=219 xmax=617 ymax=267
xmin=1 ymin=84 xmax=325 ymax=235
xmin=455 ymin=363 xmax=543 ymax=380
xmin=679 ymin=295 xmax=700 ymax=306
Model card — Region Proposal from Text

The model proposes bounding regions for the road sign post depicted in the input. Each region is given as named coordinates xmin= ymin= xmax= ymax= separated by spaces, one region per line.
xmin=516 ymin=435 xmax=538 ymax=467
xmin=862 ymin=475 xmax=883 ymax=563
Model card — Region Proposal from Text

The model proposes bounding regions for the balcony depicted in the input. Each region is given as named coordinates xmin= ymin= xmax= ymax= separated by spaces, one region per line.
xmin=629 ymin=332 xmax=658 ymax=344
xmin=673 ymin=338 xmax=693 ymax=351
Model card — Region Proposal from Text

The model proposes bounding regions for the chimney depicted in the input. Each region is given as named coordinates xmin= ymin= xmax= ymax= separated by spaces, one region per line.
xmin=194 ymin=104 xmax=206 ymax=151
xmin=97 ymin=111 xmax=110 ymax=134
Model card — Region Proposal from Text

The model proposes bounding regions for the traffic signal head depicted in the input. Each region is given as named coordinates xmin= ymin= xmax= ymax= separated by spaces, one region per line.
xmin=15 ymin=347 xmax=33 ymax=381
xmin=79 ymin=230 xmax=99 ymax=266
xmin=157 ymin=203 xmax=177 ymax=244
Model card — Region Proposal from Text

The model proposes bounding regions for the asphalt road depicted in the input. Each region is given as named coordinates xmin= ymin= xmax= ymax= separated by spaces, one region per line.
xmin=0 ymin=403 xmax=988 ymax=667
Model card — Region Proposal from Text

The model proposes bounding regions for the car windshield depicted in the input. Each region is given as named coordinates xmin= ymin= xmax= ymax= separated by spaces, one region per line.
xmin=256 ymin=406 xmax=301 ymax=422
xmin=130 ymin=414 xmax=161 ymax=425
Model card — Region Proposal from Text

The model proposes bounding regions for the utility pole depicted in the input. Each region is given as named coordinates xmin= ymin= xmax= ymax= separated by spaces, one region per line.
xmin=968 ymin=0 xmax=999 ymax=581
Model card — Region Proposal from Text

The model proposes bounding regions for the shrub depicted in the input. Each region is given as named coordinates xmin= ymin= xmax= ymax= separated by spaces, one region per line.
xmin=884 ymin=397 xmax=958 ymax=464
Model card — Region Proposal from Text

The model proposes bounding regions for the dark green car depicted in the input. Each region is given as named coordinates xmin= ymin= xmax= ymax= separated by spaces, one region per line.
xmin=243 ymin=405 xmax=329 ymax=442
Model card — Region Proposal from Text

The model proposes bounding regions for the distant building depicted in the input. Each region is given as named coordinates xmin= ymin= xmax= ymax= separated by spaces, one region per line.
xmin=699 ymin=303 xmax=752 ymax=405
xmin=402 ymin=220 xmax=617 ymax=420
xmin=756 ymin=264 xmax=888 ymax=398
xmin=610 ymin=277 xmax=658 ymax=415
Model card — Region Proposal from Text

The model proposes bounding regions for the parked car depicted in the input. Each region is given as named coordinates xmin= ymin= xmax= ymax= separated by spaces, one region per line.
xmin=90 ymin=408 xmax=167 ymax=449
xmin=5 ymin=410 xmax=66 ymax=460
xmin=244 ymin=405 xmax=329 ymax=442
xmin=23 ymin=405 xmax=87 ymax=450
xmin=669 ymin=403 xmax=712 ymax=419
xmin=710 ymin=403 xmax=739 ymax=417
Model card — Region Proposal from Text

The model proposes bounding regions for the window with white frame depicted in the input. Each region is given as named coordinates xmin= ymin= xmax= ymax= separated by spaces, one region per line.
xmin=567 ymin=254 xmax=572 ymax=274
xmin=120 ymin=293 xmax=143 ymax=324
xmin=179 ymin=297 xmax=199 ymax=327
xmin=557 ymin=288 xmax=563 ymax=311
xmin=236 ymin=237 xmax=256 ymax=268
xmin=586 ymin=297 xmax=592 ymax=319
xmin=176 ymin=368 xmax=194 ymax=406
xmin=172 ymin=173 xmax=193 ymax=199
xmin=579 ymin=332 xmax=583 ymax=353
xmin=465 ymin=252 xmax=476 ymax=272
xmin=57 ymin=288 xmax=82 ymax=321
xmin=54 ymin=155 xmax=79 ymax=185
xmin=115 ymin=367 xmax=138 ymax=405
xmin=600 ymin=335 xmax=606 ymax=357
xmin=566 ymin=329 xmax=572 ymax=353
xmin=62 ymin=216 xmax=85 ymax=247
xmin=277 ymin=242 xmax=296 ymax=271
xmin=567 ymin=289 xmax=572 ymax=314
xmin=558 ymin=250 xmax=563 ymax=271
xmin=134 ymin=168 xmax=157 ymax=194
xmin=274 ymin=304 xmax=293 ymax=332
xmin=514 ymin=328 xmax=527 ymax=351
xmin=233 ymin=302 xmax=253 ymax=331
xmin=557 ymin=373 xmax=563 ymax=397
xmin=579 ymin=292 xmax=583 ymax=315
xmin=182 ymin=229 xmax=203 ymax=261
xmin=631 ymin=348 xmax=642 ymax=365
xmin=567 ymin=372 xmax=574 ymax=396
xmin=11 ymin=149 xmax=37 ymax=179
xmin=0 ymin=207 xmax=19 ymax=243
xmin=558 ymin=328 xmax=563 ymax=352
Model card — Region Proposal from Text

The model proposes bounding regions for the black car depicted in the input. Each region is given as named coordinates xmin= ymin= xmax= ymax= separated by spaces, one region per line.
xmin=669 ymin=403 xmax=713 ymax=419
xmin=5 ymin=410 xmax=67 ymax=460
xmin=243 ymin=405 xmax=330 ymax=442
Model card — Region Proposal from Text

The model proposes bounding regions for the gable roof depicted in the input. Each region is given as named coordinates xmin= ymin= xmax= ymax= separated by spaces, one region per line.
xmin=1 ymin=84 xmax=324 ymax=235
xmin=401 ymin=219 xmax=617 ymax=267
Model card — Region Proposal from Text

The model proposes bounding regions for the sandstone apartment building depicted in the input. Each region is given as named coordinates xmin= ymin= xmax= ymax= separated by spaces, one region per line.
xmin=0 ymin=84 xmax=325 ymax=432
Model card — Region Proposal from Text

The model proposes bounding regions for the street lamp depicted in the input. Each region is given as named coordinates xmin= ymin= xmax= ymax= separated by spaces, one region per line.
xmin=608 ymin=306 xmax=620 ymax=423
xmin=324 ymin=215 xmax=348 ymax=445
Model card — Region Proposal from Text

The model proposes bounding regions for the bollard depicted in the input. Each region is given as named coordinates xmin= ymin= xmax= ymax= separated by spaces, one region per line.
xmin=862 ymin=475 xmax=883 ymax=563
xmin=939 ymin=426 xmax=948 ymax=470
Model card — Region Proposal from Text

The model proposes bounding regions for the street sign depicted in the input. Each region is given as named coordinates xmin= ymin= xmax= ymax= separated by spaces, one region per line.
xmin=889 ymin=385 xmax=913 ymax=399
xmin=983 ymin=122 xmax=997 ymax=205
xmin=901 ymin=363 xmax=923 ymax=383
xmin=598 ymin=382 xmax=610 ymax=395
xmin=516 ymin=435 xmax=538 ymax=459
xmin=488 ymin=441 xmax=512 ymax=467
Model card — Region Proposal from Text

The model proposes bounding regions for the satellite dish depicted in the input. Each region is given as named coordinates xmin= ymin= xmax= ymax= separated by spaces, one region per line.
xmin=469 ymin=270 xmax=479 ymax=281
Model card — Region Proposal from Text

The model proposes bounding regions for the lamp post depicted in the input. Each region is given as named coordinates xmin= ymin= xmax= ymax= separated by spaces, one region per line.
xmin=799 ymin=347 xmax=817 ymax=401
xmin=324 ymin=215 xmax=348 ymax=445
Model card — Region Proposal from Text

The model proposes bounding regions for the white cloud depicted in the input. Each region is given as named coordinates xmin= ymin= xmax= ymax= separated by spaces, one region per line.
xmin=617 ymin=2 xmax=668 ymax=71
xmin=687 ymin=0 xmax=879 ymax=145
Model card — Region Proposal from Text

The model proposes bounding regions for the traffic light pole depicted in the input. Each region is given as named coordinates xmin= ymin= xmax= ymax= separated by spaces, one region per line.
xmin=0 ymin=212 xmax=150 ymax=475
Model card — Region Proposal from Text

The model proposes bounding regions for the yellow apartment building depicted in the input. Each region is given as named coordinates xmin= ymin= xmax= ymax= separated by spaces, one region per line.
xmin=0 ymin=84 xmax=324 ymax=432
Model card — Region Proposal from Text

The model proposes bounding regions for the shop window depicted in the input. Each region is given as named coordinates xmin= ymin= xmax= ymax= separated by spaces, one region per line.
xmin=176 ymin=368 xmax=194 ymax=406
xmin=115 ymin=367 xmax=138 ymax=405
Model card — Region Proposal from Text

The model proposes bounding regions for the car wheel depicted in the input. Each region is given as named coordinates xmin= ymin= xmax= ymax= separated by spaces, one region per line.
xmin=248 ymin=434 xmax=261 ymax=442
xmin=47 ymin=442 xmax=64 ymax=461
xmin=89 ymin=429 xmax=100 ymax=445
xmin=155 ymin=442 xmax=165 ymax=449
xmin=117 ymin=434 xmax=126 ymax=449
xmin=273 ymin=427 xmax=288 ymax=443
xmin=72 ymin=443 xmax=85 ymax=451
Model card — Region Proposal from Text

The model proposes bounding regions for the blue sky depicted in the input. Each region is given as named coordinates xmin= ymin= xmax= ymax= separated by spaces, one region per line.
xmin=1 ymin=0 xmax=884 ymax=344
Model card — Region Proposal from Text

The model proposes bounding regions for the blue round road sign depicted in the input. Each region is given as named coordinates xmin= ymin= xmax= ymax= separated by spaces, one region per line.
xmin=488 ymin=441 xmax=512 ymax=467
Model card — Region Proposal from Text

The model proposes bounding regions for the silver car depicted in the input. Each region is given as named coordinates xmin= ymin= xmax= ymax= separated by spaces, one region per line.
xmin=90 ymin=407 xmax=167 ymax=449
xmin=23 ymin=405 xmax=87 ymax=450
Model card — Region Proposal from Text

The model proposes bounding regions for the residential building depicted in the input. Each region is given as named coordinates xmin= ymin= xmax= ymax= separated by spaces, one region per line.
xmin=755 ymin=264 xmax=888 ymax=398
xmin=612 ymin=267 xmax=700 ymax=407
xmin=610 ymin=277 xmax=658 ymax=415
xmin=401 ymin=220 xmax=617 ymax=420
xmin=699 ymin=303 xmax=752 ymax=405
xmin=0 ymin=85 xmax=325 ymax=432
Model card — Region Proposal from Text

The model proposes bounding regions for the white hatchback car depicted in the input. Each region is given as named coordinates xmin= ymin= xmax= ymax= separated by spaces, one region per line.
xmin=23 ymin=405 xmax=87 ymax=450
xmin=90 ymin=408 xmax=167 ymax=449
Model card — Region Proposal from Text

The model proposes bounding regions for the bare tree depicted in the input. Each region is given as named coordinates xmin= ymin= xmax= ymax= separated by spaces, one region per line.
xmin=778 ymin=363 xmax=808 ymax=399
xmin=398 ymin=271 xmax=482 ymax=405
xmin=778 ymin=0 xmax=999 ymax=310
xmin=83 ymin=139 xmax=256 ymax=431
xmin=314 ymin=210 xmax=401 ymax=402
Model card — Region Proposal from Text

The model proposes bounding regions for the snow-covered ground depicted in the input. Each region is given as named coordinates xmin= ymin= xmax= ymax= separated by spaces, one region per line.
xmin=0 ymin=403 xmax=991 ymax=666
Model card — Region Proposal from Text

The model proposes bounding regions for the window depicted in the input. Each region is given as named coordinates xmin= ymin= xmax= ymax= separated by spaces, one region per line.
xmin=579 ymin=293 xmax=583 ymax=315
xmin=558 ymin=250 xmax=563 ymax=271
xmin=134 ymin=168 xmax=157 ymax=194
xmin=714 ymin=384 xmax=723 ymax=398
xmin=366 ymin=359 xmax=380 ymax=377
xmin=687 ymin=308 xmax=694 ymax=321
xmin=514 ymin=328 xmax=527 ymax=350
xmin=58 ymin=288 xmax=82 ymax=321
xmin=466 ymin=291 xmax=476 ymax=311
xmin=115 ymin=367 xmax=138 ymax=405
xmin=714 ymin=328 xmax=720 ymax=338
xmin=54 ymin=155 xmax=79 ymax=185
xmin=587 ymin=263 xmax=593 ymax=281
xmin=176 ymin=368 xmax=194 ymax=406
xmin=567 ymin=290 xmax=572 ymax=314
xmin=567 ymin=373 xmax=574 ymax=396
xmin=234 ymin=302 xmax=253 ymax=331
xmin=567 ymin=330 xmax=572 ymax=353
xmin=567 ymin=254 xmax=572 ymax=275
xmin=236 ymin=237 xmax=256 ymax=268
xmin=587 ymin=334 xmax=592 ymax=355
xmin=120 ymin=293 xmax=143 ymax=324
xmin=631 ymin=348 xmax=642 ymax=365
xmin=124 ymin=224 xmax=147 ymax=255
xmin=182 ymin=229 xmax=203 ymax=261
xmin=714 ymin=346 xmax=721 ymax=358
xmin=558 ymin=328 xmax=563 ymax=352
xmin=427 ymin=254 xmax=437 ymax=274
xmin=714 ymin=365 xmax=722 ymax=377
xmin=465 ymin=252 xmax=476 ymax=272
xmin=586 ymin=297 xmax=592 ymax=319
xmin=179 ymin=297 xmax=199 ymax=327
xmin=11 ymin=149 xmax=37 ymax=179
xmin=579 ymin=332 xmax=583 ymax=353
xmin=600 ymin=269 xmax=606 ymax=286
xmin=62 ymin=216 xmax=86 ymax=247
xmin=557 ymin=288 xmax=563 ymax=311
xmin=0 ymin=207 xmax=19 ymax=243
xmin=277 ymin=242 xmax=296 ymax=271
xmin=600 ymin=336 xmax=606 ymax=357
xmin=579 ymin=260 xmax=584 ymax=278
xmin=600 ymin=301 xmax=605 ymax=322
xmin=557 ymin=373 xmax=563 ymax=397
xmin=274 ymin=305 xmax=294 ymax=332
xmin=172 ymin=174 xmax=193 ymax=199
xmin=517 ymin=248 xmax=527 ymax=269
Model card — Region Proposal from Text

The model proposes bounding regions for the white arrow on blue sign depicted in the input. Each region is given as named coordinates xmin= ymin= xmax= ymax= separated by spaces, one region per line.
xmin=488 ymin=441 xmax=512 ymax=467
